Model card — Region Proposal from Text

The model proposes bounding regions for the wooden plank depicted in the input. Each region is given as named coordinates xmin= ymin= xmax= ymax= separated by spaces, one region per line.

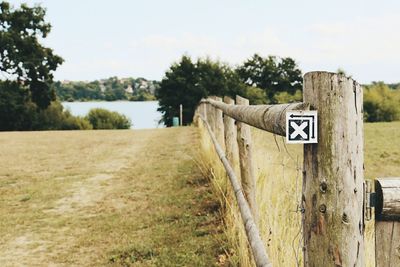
xmin=302 ymin=71 xmax=364 ymax=266
xmin=236 ymin=95 xmax=258 ymax=223
xmin=375 ymin=221 xmax=400 ymax=267
xmin=202 ymin=99 xmax=309 ymax=136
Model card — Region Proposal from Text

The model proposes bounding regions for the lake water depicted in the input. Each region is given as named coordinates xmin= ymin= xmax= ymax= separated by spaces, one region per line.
xmin=62 ymin=101 xmax=164 ymax=129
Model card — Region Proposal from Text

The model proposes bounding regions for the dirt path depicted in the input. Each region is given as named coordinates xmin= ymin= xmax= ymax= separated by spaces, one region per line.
xmin=0 ymin=127 xmax=226 ymax=266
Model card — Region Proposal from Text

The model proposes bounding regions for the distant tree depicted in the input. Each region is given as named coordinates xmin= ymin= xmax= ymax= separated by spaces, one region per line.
xmin=0 ymin=2 xmax=63 ymax=109
xmin=236 ymin=54 xmax=302 ymax=102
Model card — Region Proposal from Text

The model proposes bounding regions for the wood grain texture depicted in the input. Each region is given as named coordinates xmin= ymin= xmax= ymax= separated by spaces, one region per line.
xmin=302 ymin=72 xmax=364 ymax=267
xmin=375 ymin=221 xmax=400 ymax=267
xmin=236 ymin=95 xmax=258 ymax=223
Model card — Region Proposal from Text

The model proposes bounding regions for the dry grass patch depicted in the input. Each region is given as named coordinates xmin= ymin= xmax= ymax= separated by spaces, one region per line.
xmin=0 ymin=128 xmax=228 ymax=266
xmin=198 ymin=120 xmax=400 ymax=266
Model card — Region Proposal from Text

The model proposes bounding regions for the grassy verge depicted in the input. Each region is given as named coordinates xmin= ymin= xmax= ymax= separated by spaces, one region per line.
xmin=198 ymin=120 xmax=400 ymax=266
xmin=0 ymin=127 xmax=228 ymax=266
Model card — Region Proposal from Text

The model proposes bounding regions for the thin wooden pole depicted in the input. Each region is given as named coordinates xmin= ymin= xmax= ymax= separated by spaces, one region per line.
xmin=200 ymin=114 xmax=272 ymax=267
xmin=302 ymin=71 xmax=364 ymax=266
xmin=236 ymin=95 xmax=258 ymax=223
xmin=179 ymin=104 xmax=183 ymax=126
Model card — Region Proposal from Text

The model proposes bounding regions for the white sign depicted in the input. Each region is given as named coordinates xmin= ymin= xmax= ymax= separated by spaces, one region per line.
xmin=286 ymin=111 xmax=318 ymax=144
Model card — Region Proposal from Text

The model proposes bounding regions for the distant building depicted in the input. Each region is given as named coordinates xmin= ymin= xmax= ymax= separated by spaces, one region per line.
xmin=125 ymin=85 xmax=133 ymax=94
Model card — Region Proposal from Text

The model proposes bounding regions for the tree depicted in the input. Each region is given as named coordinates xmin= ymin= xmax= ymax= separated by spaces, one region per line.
xmin=236 ymin=54 xmax=302 ymax=102
xmin=0 ymin=1 xmax=63 ymax=109
xmin=156 ymin=56 xmax=247 ymax=126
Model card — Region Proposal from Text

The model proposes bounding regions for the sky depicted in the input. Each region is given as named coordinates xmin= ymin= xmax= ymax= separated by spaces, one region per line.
xmin=7 ymin=0 xmax=400 ymax=83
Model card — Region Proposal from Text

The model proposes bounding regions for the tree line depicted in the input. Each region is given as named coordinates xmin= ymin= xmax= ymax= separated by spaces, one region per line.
xmin=156 ymin=55 xmax=303 ymax=126
xmin=54 ymin=77 xmax=158 ymax=102
xmin=156 ymin=55 xmax=400 ymax=126
xmin=1 ymin=2 xmax=399 ymax=131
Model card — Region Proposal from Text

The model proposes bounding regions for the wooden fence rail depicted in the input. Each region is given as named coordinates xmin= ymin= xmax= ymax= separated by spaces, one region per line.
xmin=201 ymin=98 xmax=309 ymax=136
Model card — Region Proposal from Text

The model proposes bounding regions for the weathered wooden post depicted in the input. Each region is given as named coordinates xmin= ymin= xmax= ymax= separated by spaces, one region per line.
xmin=215 ymin=97 xmax=225 ymax=150
xmin=236 ymin=95 xmax=258 ymax=222
xmin=223 ymin=96 xmax=239 ymax=173
xmin=302 ymin=72 xmax=364 ymax=266
xmin=207 ymin=96 xmax=216 ymax=133
xmin=375 ymin=177 xmax=400 ymax=267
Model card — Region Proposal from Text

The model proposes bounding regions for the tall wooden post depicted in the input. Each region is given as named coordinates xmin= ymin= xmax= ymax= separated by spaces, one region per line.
xmin=302 ymin=72 xmax=364 ymax=266
xmin=223 ymin=96 xmax=239 ymax=174
xmin=236 ymin=95 xmax=258 ymax=223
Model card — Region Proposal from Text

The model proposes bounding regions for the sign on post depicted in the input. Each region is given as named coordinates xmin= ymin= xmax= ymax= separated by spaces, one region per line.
xmin=286 ymin=111 xmax=318 ymax=144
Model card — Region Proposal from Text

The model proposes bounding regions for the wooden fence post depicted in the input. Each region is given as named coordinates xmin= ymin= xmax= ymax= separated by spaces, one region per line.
xmin=375 ymin=177 xmax=400 ymax=267
xmin=236 ymin=95 xmax=258 ymax=223
xmin=223 ymin=96 xmax=239 ymax=174
xmin=207 ymin=96 xmax=216 ymax=133
xmin=302 ymin=72 xmax=364 ymax=266
xmin=215 ymin=96 xmax=225 ymax=151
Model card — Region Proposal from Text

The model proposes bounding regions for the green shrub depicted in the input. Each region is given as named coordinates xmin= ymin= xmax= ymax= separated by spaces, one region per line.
xmin=86 ymin=108 xmax=131 ymax=129
xmin=31 ymin=101 xmax=92 ymax=130
xmin=364 ymin=83 xmax=400 ymax=122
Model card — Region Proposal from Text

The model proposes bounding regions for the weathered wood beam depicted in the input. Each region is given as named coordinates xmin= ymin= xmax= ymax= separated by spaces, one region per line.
xmin=201 ymin=98 xmax=309 ymax=136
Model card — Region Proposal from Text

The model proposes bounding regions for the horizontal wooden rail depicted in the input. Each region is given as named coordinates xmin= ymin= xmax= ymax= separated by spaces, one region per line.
xmin=199 ymin=115 xmax=272 ymax=267
xmin=201 ymin=99 xmax=309 ymax=136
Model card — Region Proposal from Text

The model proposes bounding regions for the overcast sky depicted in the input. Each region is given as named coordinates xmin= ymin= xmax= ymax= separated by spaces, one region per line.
xmin=8 ymin=0 xmax=400 ymax=83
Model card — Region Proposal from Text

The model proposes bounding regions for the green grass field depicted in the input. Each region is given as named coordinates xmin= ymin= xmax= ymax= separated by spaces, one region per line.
xmin=0 ymin=128 xmax=228 ymax=266
xmin=198 ymin=121 xmax=400 ymax=267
